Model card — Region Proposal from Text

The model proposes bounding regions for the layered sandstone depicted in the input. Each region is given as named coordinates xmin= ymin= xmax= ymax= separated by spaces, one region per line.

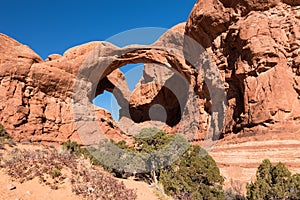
xmin=0 ymin=29 xmax=200 ymax=144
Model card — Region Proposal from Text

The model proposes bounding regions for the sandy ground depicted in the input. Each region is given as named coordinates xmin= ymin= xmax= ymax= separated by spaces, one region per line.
xmin=120 ymin=178 xmax=159 ymax=200
xmin=4 ymin=131 xmax=299 ymax=198
xmin=0 ymin=170 xmax=80 ymax=200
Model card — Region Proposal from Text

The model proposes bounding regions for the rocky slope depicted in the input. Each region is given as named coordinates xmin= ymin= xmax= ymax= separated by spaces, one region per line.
xmin=0 ymin=0 xmax=300 ymax=191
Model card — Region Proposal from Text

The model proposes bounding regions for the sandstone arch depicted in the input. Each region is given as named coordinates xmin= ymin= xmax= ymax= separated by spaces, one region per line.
xmin=0 ymin=20 xmax=225 ymax=145
xmin=73 ymin=36 xmax=201 ymax=144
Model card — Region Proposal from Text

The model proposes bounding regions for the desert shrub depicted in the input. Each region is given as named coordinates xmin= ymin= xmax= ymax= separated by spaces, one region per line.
xmin=61 ymin=140 xmax=114 ymax=171
xmin=61 ymin=128 xmax=225 ymax=199
xmin=0 ymin=124 xmax=15 ymax=148
xmin=51 ymin=167 xmax=61 ymax=178
xmin=247 ymin=159 xmax=300 ymax=200
xmin=62 ymin=140 xmax=81 ymax=155
xmin=62 ymin=140 xmax=95 ymax=160
xmin=0 ymin=123 xmax=11 ymax=143
xmin=159 ymin=145 xmax=225 ymax=200
xmin=0 ymin=148 xmax=137 ymax=199
xmin=93 ymin=128 xmax=189 ymax=181
xmin=1 ymin=149 xmax=68 ymax=187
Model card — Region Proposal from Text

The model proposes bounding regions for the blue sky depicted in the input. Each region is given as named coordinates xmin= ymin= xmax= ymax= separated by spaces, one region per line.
xmin=0 ymin=0 xmax=195 ymax=58
xmin=0 ymin=0 xmax=196 ymax=120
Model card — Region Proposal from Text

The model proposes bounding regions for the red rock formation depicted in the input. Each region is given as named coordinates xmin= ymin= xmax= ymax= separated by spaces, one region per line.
xmin=0 ymin=35 xmax=131 ymax=143
xmin=186 ymin=0 xmax=300 ymax=137
xmin=185 ymin=0 xmax=300 ymax=192
xmin=1 ymin=0 xmax=299 ymax=143
xmin=0 ymin=28 xmax=199 ymax=144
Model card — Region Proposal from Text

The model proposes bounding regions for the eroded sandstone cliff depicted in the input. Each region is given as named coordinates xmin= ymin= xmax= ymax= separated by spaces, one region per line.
xmin=186 ymin=0 xmax=300 ymax=137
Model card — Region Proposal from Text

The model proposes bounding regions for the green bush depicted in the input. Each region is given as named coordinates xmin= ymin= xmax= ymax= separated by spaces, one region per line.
xmin=160 ymin=145 xmax=225 ymax=200
xmin=62 ymin=140 xmax=81 ymax=154
xmin=61 ymin=140 xmax=90 ymax=158
xmin=97 ymin=128 xmax=225 ymax=199
xmin=0 ymin=124 xmax=12 ymax=148
xmin=247 ymin=159 xmax=300 ymax=200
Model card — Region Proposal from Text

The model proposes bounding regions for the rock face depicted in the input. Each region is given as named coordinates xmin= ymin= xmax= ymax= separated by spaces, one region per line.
xmin=0 ymin=28 xmax=200 ymax=144
xmin=0 ymin=35 xmax=131 ymax=143
xmin=185 ymin=0 xmax=300 ymax=192
xmin=186 ymin=0 xmax=300 ymax=137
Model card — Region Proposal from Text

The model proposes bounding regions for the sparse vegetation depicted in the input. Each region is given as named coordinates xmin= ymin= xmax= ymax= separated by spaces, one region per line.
xmin=51 ymin=167 xmax=62 ymax=178
xmin=247 ymin=159 xmax=300 ymax=200
xmin=225 ymin=189 xmax=246 ymax=200
xmin=62 ymin=139 xmax=91 ymax=158
xmin=8 ymin=126 xmax=300 ymax=200
xmin=0 ymin=148 xmax=137 ymax=199
xmin=61 ymin=140 xmax=101 ymax=166
xmin=93 ymin=128 xmax=191 ymax=182
xmin=60 ymin=128 xmax=225 ymax=199
xmin=0 ymin=123 xmax=10 ymax=139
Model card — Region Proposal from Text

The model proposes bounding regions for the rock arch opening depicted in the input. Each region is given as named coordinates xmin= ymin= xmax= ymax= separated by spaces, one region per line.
xmin=93 ymin=60 xmax=190 ymax=128
xmin=93 ymin=63 xmax=144 ymax=121
xmin=93 ymin=90 xmax=120 ymax=121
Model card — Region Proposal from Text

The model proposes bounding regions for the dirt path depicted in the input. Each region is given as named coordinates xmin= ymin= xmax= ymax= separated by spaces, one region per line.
xmin=121 ymin=178 xmax=160 ymax=200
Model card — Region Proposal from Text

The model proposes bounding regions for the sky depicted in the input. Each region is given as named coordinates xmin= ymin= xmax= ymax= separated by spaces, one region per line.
xmin=0 ymin=0 xmax=196 ymax=120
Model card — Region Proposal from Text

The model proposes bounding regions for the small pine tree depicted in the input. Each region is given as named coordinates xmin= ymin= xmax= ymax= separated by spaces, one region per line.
xmin=247 ymin=159 xmax=300 ymax=200
xmin=160 ymin=145 xmax=225 ymax=200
